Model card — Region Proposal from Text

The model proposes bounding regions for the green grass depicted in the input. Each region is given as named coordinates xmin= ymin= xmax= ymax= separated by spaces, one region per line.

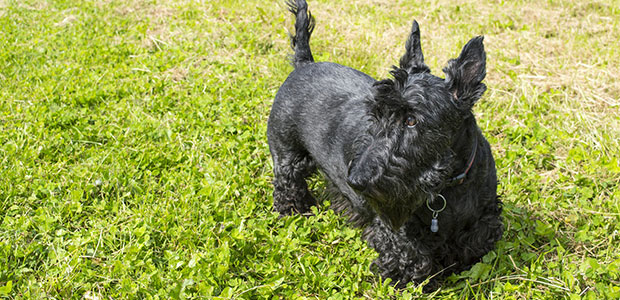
xmin=1 ymin=0 xmax=619 ymax=298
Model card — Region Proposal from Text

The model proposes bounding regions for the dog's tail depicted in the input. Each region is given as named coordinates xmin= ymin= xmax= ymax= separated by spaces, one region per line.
xmin=286 ymin=0 xmax=315 ymax=68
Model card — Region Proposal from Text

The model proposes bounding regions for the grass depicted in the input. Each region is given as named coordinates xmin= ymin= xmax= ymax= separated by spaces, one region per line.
xmin=0 ymin=0 xmax=619 ymax=298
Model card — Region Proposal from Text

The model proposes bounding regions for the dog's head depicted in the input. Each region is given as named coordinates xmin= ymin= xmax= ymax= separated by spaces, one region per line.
xmin=346 ymin=21 xmax=487 ymax=230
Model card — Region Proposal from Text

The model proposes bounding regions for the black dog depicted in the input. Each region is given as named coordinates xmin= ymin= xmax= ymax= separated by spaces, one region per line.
xmin=268 ymin=0 xmax=503 ymax=288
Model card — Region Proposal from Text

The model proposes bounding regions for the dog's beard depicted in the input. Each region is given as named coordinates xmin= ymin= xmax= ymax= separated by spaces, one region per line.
xmin=363 ymin=188 xmax=425 ymax=231
xmin=360 ymin=169 xmax=428 ymax=230
xmin=361 ymin=154 xmax=454 ymax=231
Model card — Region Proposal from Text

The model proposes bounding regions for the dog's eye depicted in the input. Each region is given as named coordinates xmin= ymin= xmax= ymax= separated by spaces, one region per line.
xmin=405 ymin=116 xmax=417 ymax=128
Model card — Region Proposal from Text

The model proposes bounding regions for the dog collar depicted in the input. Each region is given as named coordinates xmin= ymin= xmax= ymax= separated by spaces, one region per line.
xmin=446 ymin=134 xmax=478 ymax=186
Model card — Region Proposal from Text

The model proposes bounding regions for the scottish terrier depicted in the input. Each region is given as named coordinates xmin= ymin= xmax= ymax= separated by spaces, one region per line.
xmin=267 ymin=0 xmax=503 ymax=288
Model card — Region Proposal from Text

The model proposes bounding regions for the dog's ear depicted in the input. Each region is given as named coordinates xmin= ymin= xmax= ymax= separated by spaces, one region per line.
xmin=399 ymin=20 xmax=430 ymax=74
xmin=443 ymin=36 xmax=487 ymax=108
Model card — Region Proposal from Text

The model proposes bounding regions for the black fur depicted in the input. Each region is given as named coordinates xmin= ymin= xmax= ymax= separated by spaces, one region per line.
xmin=268 ymin=0 xmax=503 ymax=288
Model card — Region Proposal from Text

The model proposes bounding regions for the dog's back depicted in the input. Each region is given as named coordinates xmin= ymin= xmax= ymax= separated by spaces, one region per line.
xmin=267 ymin=0 xmax=378 ymax=217
xmin=270 ymin=1 xmax=375 ymax=157
xmin=268 ymin=61 xmax=374 ymax=179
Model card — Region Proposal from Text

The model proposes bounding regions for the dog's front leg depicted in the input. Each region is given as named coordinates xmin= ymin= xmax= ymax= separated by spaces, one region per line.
xmin=364 ymin=217 xmax=432 ymax=288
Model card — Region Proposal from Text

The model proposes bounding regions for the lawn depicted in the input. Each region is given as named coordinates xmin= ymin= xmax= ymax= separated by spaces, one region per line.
xmin=0 ymin=0 xmax=619 ymax=299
